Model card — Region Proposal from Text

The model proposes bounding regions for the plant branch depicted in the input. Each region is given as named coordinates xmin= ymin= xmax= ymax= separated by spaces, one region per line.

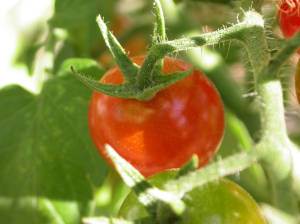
xmin=240 ymin=9 xmax=300 ymax=215
xmin=153 ymin=0 xmax=166 ymax=44
xmin=264 ymin=31 xmax=300 ymax=80
xmin=138 ymin=11 xmax=265 ymax=89
xmin=164 ymin=149 xmax=261 ymax=196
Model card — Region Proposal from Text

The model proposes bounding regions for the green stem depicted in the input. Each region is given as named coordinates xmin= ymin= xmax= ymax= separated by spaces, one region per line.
xmin=238 ymin=13 xmax=269 ymax=81
xmin=240 ymin=12 xmax=300 ymax=215
xmin=255 ymin=78 xmax=298 ymax=214
xmin=265 ymin=31 xmax=300 ymax=80
xmin=164 ymin=149 xmax=261 ymax=196
xmin=137 ymin=11 xmax=265 ymax=89
xmin=153 ymin=0 xmax=166 ymax=44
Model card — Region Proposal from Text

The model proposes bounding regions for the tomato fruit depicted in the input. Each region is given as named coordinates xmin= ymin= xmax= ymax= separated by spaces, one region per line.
xmin=118 ymin=171 xmax=266 ymax=224
xmin=278 ymin=0 xmax=300 ymax=52
xmin=88 ymin=56 xmax=224 ymax=177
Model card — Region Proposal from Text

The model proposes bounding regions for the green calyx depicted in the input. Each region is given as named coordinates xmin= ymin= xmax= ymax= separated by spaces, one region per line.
xmin=72 ymin=0 xmax=192 ymax=101
xmin=71 ymin=0 xmax=269 ymax=102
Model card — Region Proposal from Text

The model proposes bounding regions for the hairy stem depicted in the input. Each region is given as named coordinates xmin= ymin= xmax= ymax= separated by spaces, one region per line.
xmin=241 ymin=11 xmax=299 ymax=214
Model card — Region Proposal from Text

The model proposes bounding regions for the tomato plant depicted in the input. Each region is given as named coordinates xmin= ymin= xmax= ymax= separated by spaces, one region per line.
xmin=88 ymin=56 xmax=225 ymax=177
xmin=278 ymin=0 xmax=300 ymax=52
xmin=5 ymin=0 xmax=300 ymax=223
xmin=118 ymin=171 xmax=266 ymax=224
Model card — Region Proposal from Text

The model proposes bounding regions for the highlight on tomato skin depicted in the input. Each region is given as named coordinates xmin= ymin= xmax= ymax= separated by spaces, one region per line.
xmin=88 ymin=56 xmax=225 ymax=177
xmin=278 ymin=0 xmax=300 ymax=53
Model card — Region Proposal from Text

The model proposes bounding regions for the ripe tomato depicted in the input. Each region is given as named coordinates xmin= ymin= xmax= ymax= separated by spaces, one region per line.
xmin=118 ymin=171 xmax=266 ymax=224
xmin=88 ymin=56 xmax=224 ymax=177
xmin=278 ymin=0 xmax=300 ymax=52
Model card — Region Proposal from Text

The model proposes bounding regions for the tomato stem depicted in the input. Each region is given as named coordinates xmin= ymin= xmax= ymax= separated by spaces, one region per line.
xmin=164 ymin=149 xmax=260 ymax=196
xmin=75 ymin=8 xmax=269 ymax=101
xmin=240 ymin=10 xmax=300 ymax=214
xmin=152 ymin=0 xmax=166 ymax=45
xmin=265 ymin=31 xmax=300 ymax=79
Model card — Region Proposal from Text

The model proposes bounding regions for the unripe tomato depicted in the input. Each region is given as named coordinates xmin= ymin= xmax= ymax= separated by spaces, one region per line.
xmin=118 ymin=171 xmax=266 ymax=224
xmin=88 ymin=56 xmax=224 ymax=177
xmin=278 ymin=0 xmax=300 ymax=52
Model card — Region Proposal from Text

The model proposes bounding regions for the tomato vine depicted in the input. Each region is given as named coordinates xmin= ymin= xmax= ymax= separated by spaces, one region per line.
xmin=71 ymin=0 xmax=300 ymax=223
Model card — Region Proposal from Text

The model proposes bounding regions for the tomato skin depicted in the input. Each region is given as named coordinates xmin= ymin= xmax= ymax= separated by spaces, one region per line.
xmin=278 ymin=0 xmax=300 ymax=52
xmin=88 ymin=56 xmax=224 ymax=177
xmin=118 ymin=171 xmax=266 ymax=224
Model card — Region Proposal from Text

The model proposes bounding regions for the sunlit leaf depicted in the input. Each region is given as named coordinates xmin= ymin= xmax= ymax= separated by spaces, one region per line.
xmin=0 ymin=60 xmax=108 ymax=224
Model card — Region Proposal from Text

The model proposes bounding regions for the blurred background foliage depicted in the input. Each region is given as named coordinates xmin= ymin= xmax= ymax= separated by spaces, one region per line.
xmin=1 ymin=0 xmax=300 ymax=223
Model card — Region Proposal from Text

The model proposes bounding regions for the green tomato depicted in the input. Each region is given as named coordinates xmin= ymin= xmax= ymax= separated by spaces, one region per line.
xmin=118 ymin=171 xmax=265 ymax=224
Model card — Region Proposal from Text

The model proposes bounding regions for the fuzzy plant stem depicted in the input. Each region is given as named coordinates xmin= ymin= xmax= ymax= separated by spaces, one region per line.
xmin=241 ymin=19 xmax=300 ymax=215
xmin=146 ymin=9 xmax=300 ymax=214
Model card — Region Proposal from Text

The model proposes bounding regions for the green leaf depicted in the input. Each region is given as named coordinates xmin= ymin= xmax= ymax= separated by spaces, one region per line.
xmin=49 ymin=0 xmax=116 ymax=29
xmin=0 ymin=62 xmax=108 ymax=223
xmin=13 ymin=25 xmax=44 ymax=76
xmin=49 ymin=0 xmax=118 ymax=56
xmin=59 ymin=58 xmax=104 ymax=80
xmin=52 ymin=40 xmax=77 ymax=75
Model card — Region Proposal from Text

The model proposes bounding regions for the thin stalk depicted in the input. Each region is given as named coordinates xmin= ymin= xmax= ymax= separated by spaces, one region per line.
xmin=164 ymin=149 xmax=261 ymax=196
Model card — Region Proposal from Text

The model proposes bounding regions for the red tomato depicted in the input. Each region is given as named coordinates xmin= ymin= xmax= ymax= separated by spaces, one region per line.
xmin=278 ymin=0 xmax=300 ymax=52
xmin=88 ymin=56 xmax=224 ymax=177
